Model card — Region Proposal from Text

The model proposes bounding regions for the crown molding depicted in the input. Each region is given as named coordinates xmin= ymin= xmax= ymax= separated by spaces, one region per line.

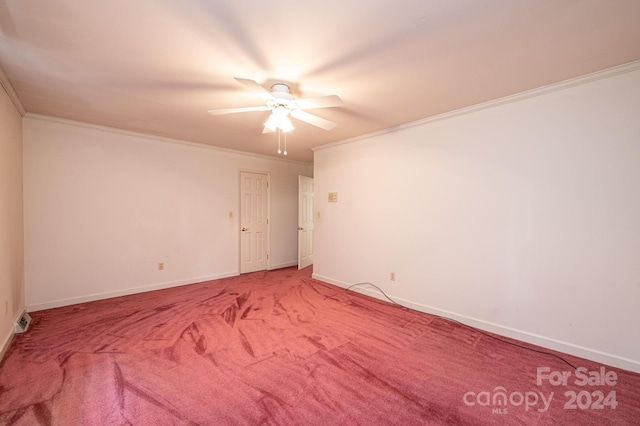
xmin=24 ymin=113 xmax=313 ymax=167
xmin=0 ymin=66 xmax=26 ymax=116
xmin=314 ymin=60 xmax=640 ymax=153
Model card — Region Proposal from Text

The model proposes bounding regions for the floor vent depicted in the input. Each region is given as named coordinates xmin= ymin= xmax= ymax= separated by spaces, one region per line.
xmin=14 ymin=311 xmax=32 ymax=334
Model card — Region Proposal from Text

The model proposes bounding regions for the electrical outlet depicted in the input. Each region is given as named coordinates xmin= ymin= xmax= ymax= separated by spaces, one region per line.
xmin=228 ymin=211 xmax=233 ymax=218
xmin=390 ymin=272 xmax=396 ymax=281
xmin=158 ymin=262 xmax=164 ymax=270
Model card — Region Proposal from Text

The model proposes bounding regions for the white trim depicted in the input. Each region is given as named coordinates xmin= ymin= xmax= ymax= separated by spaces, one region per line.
xmin=312 ymin=273 xmax=640 ymax=374
xmin=313 ymin=60 xmax=640 ymax=153
xmin=0 ymin=65 xmax=25 ymax=116
xmin=269 ymin=261 xmax=298 ymax=270
xmin=24 ymin=113 xmax=313 ymax=166
xmin=0 ymin=332 xmax=13 ymax=362
xmin=27 ymin=272 xmax=238 ymax=312
xmin=0 ymin=309 xmax=26 ymax=362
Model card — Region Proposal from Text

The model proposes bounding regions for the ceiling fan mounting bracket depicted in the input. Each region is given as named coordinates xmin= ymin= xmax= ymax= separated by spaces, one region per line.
xmin=271 ymin=83 xmax=290 ymax=92
xmin=264 ymin=79 xmax=300 ymax=96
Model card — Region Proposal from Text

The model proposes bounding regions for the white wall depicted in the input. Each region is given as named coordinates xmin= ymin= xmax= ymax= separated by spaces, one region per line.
xmin=24 ymin=115 xmax=312 ymax=310
xmin=0 ymin=79 xmax=25 ymax=357
xmin=313 ymin=64 xmax=640 ymax=372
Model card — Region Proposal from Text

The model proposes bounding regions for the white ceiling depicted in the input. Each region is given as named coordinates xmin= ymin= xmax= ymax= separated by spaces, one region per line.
xmin=1 ymin=1 xmax=639 ymax=162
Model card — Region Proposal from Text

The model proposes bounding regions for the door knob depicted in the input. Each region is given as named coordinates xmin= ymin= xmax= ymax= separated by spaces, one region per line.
xmin=241 ymin=227 xmax=248 ymax=231
xmin=298 ymin=227 xmax=304 ymax=231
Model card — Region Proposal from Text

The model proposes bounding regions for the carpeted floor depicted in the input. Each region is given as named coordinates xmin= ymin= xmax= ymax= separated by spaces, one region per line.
xmin=1 ymin=267 xmax=639 ymax=425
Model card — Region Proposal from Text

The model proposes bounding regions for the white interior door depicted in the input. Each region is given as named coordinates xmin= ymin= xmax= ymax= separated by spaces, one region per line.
xmin=240 ymin=171 xmax=269 ymax=273
xmin=298 ymin=175 xmax=314 ymax=270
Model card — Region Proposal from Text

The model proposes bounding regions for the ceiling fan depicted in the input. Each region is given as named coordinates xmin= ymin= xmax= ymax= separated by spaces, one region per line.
xmin=208 ymin=78 xmax=343 ymax=133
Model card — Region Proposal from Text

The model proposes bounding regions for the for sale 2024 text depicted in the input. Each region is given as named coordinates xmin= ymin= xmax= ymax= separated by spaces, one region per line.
xmin=537 ymin=366 xmax=618 ymax=410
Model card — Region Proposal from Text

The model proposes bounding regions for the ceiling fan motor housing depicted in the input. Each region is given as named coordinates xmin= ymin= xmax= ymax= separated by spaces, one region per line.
xmin=270 ymin=83 xmax=295 ymax=106
xmin=271 ymin=83 xmax=290 ymax=93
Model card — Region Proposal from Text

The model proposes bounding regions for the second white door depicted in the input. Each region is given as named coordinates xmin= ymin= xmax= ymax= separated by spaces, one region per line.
xmin=298 ymin=175 xmax=314 ymax=269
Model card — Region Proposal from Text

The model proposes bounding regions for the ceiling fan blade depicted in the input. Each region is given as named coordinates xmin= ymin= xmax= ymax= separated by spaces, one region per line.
xmin=294 ymin=95 xmax=343 ymax=110
xmin=234 ymin=77 xmax=273 ymax=100
xmin=262 ymin=126 xmax=274 ymax=134
xmin=290 ymin=109 xmax=337 ymax=130
xmin=208 ymin=106 xmax=269 ymax=115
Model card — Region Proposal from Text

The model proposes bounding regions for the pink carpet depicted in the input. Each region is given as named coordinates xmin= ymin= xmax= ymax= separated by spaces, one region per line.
xmin=1 ymin=267 xmax=639 ymax=425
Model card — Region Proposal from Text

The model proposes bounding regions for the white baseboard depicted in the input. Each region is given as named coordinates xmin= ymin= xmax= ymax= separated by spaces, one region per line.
xmin=0 ymin=332 xmax=13 ymax=362
xmin=0 ymin=329 xmax=14 ymax=362
xmin=269 ymin=261 xmax=299 ymax=270
xmin=27 ymin=272 xmax=239 ymax=312
xmin=27 ymin=265 xmax=301 ymax=313
xmin=0 ymin=309 xmax=26 ymax=362
xmin=312 ymin=273 xmax=640 ymax=374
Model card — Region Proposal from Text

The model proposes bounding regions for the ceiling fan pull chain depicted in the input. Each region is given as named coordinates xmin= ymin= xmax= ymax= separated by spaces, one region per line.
xmin=277 ymin=129 xmax=282 ymax=154
xmin=284 ymin=131 xmax=287 ymax=156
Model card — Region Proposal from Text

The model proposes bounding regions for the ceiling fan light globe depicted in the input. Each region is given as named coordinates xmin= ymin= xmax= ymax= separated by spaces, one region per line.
xmin=280 ymin=117 xmax=294 ymax=133
xmin=264 ymin=114 xmax=279 ymax=132
xmin=264 ymin=111 xmax=294 ymax=132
